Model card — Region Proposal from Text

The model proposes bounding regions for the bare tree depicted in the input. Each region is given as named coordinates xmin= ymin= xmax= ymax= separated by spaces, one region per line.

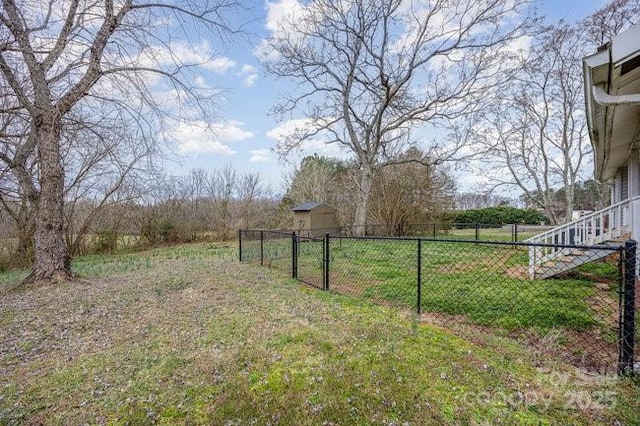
xmin=369 ymin=148 xmax=455 ymax=235
xmin=0 ymin=177 xmax=35 ymax=266
xmin=237 ymin=172 xmax=271 ymax=230
xmin=180 ymin=168 xmax=209 ymax=240
xmin=465 ymin=0 xmax=640 ymax=224
xmin=470 ymin=22 xmax=589 ymax=224
xmin=582 ymin=0 xmax=640 ymax=46
xmin=283 ymin=156 xmax=346 ymax=204
xmin=262 ymin=0 xmax=536 ymax=234
xmin=0 ymin=0 xmax=236 ymax=283
xmin=207 ymin=165 xmax=237 ymax=240
xmin=131 ymin=172 xmax=182 ymax=245
xmin=62 ymin=108 xmax=155 ymax=255
xmin=454 ymin=193 xmax=512 ymax=210
xmin=0 ymin=68 xmax=36 ymax=264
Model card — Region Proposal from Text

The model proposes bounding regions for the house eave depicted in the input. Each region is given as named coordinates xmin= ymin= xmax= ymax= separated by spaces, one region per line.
xmin=583 ymin=49 xmax=611 ymax=180
xmin=583 ymin=23 xmax=640 ymax=182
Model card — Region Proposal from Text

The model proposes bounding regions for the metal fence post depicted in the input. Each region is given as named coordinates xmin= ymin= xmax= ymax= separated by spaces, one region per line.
xmin=260 ymin=230 xmax=264 ymax=266
xmin=324 ymin=233 xmax=330 ymax=291
xmin=292 ymin=232 xmax=298 ymax=279
xmin=238 ymin=229 xmax=242 ymax=262
xmin=619 ymin=240 xmax=637 ymax=376
xmin=432 ymin=223 xmax=436 ymax=239
xmin=513 ymin=224 xmax=519 ymax=242
xmin=417 ymin=239 xmax=422 ymax=314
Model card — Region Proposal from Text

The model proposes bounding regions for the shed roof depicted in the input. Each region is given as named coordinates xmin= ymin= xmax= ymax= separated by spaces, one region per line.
xmin=292 ymin=201 xmax=332 ymax=212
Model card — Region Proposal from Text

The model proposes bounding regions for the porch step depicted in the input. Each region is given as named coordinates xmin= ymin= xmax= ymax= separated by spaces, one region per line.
xmin=533 ymin=248 xmax=612 ymax=280
xmin=525 ymin=197 xmax=637 ymax=279
xmin=604 ymin=234 xmax=631 ymax=243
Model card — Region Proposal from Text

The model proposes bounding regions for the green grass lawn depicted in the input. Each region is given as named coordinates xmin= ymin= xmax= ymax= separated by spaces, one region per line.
xmin=277 ymin=237 xmax=623 ymax=372
xmin=1 ymin=242 xmax=637 ymax=425
xmin=327 ymin=239 xmax=617 ymax=330
xmin=242 ymin=235 xmax=622 ymax=343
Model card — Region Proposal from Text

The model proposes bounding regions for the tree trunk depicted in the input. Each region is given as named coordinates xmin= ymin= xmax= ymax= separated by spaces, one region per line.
xmin=24 ymin=115 xmax=72 ymax=283
xmin=15 ymin=211 xmax=35 ymax=268
xmin=353 ymin=166 xmax=374 ymax=236
xmin=564 ymin=186 xmax=575 ymax=224
xmin=546 ymin=207 xmax=558 ymax=226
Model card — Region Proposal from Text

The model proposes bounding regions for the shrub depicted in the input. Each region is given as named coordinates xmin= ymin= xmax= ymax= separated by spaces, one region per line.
xmin=449 ymin=207 xmax=548 ymax=227
xmin=93 ymin=228 xmax=118 ymax=253
xmin=158 ymin=219 xmax=175 ymax=242
xmin=140 ymin=220 xmax=160 ymax=245
xmin=139 ymin=219 xmax=197 ymax=245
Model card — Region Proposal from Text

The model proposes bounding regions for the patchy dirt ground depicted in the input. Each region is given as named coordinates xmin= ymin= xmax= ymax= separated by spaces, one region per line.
xmin=0 ymin=243 xmax=638 ymax=425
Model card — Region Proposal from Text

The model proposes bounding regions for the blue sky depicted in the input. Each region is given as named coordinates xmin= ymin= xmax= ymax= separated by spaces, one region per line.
xmin=165 ymin=0 xmax=606 ymax=194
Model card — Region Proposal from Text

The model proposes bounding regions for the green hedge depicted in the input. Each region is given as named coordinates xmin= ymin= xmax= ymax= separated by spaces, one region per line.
xmin=446 ymin=206 xmax=548 ymax=227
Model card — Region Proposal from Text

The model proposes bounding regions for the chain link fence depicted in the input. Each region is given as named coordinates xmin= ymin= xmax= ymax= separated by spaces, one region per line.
xmin=239 ymin=230 xmax=293 ymax=273
xmin=239 ymin=230 xmax=637 ymax=376
xmin=291 ymin=223 xmax=553 ymax=242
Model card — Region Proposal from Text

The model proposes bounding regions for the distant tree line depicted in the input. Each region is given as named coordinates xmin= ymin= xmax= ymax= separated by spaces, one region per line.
xmin=0 ymin=167 xmax=278 ymax=270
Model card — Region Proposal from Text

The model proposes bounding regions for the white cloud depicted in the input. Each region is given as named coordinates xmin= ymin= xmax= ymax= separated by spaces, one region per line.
xmin=194 ymin=75 xmax=209 ymax=88
xmin=266 ymin=117 xmax=315 ymax=142
xmin=243 ymin=74 xmax=258 ymax=87
xmin=153 ymin=15 xmax=175 ymax=28
xmin=207 ymin=56 xmax=236 ymax=73
xmin=129 ymin=40 xmax=235 ymax=75
xmin=503 ymin=34 xmax=531 ymax=59
xmin=214 ymin=120 xmax=254 ymax=143
xmin=256 ymin=0 xmax=308 ymax=61
xmin=166 ymin=120 xmax=253 ymax=155
xmin=249 ymin=149 xmax=272 ymax=163
xmin=238 ymin=64 xmax=259 ymax=87
xmin=455 ymin=166 xmax=491 ymax=191
xmin=265 ymin=0 xmax=305 ymax=32
xmin=241 ymin=64 xmax=255 ymax=73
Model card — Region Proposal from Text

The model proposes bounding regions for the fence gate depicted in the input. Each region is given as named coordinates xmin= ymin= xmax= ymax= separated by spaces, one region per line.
xmin=295 ymin=235 xmax=325 ymax=289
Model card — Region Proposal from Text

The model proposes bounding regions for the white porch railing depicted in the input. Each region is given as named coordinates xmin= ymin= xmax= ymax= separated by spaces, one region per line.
xmin=525 ymin=196 xmax=640 ymax=279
